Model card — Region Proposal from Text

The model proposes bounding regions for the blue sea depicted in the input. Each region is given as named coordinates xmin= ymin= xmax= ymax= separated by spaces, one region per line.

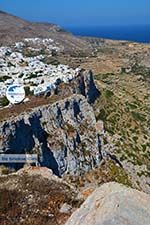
xmin=66 ymin=25 xmax=150 ymax=43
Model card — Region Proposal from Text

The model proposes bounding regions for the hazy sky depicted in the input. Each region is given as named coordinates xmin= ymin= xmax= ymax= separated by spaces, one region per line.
xmin=0 ymin=0 xmax=150 ymax=27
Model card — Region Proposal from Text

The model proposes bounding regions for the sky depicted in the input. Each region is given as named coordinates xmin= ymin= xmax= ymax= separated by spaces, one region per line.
xmin=0 ymin=0 xmax=150 ymax=27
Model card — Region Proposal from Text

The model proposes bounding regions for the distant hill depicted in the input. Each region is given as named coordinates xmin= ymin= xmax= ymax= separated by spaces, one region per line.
xmin=0 ymin=10 xmax=92 ymax=55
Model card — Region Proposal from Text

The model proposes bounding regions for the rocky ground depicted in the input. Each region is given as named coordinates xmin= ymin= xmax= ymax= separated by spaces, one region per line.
xmin=0 ymin=166 xmax=81 ymax=225
xmin=0 ymin=168 xmax=150 ymax=225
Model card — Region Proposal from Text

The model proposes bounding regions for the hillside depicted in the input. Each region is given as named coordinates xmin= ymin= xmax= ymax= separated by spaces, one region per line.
xmin=72 ymin=39 xmax=150 ymax=193
xmin=0 ymin=11 xmax=92 ymax=56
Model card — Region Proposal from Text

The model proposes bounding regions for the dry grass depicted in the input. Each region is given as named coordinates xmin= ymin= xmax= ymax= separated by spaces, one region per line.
xmin=0 ymin=171 xmax=80 ymax=225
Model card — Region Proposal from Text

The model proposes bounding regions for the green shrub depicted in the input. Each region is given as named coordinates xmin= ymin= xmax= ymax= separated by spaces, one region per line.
xmin=24 ymin=86 xmax=33 ymax=96
xmin=0 ymin=165 xmax=11 ymax=175
xmin=128 ymin=103 xmax=138 ymax=109
xmin=104 ymin=90 xmax=114 ymax=98
xmin=132 ymin=111 xmax=146 ymax=122
xmin=0 ymin=75 xmax=11 ymax=82
xmin=0 ymin=96 xmax=9 ymax=107
xmin=18 ymin=73 xmax=24 ymax=78
xmin=7 ymin=61 xmax=15 ymax=67
xmin=96 ymin=109 xmax=106 ymax=121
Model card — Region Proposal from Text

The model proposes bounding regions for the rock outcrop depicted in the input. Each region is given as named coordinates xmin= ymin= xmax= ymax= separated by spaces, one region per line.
xmin=76 ymin=70 xmax=100 ymax=104
xmin=65 ymin=182 xmax=150 ymax=225
xmin=0 ymin=92 xmax=102 ymax=176
xmin=57 ymin=69 xmax=100 ymax=104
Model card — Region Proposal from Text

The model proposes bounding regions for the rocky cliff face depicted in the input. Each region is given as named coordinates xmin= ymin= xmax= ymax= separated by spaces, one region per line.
xmin=75 ymin=70 xmax=100 ymax=104
xmin=56 ymin=69 xmax=100 ymax=105
xmin=0 ymin=71 xmax=102 ymax=176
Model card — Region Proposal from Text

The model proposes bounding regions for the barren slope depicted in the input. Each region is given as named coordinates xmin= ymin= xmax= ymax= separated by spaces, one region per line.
xmin=0 ymin=11 xmax=92 ymax=55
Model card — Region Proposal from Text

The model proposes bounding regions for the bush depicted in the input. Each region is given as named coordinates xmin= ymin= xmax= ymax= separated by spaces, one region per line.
xmin=18 ymin=73 xmax=24 ymax=78
xmin=0 ymin=75 xmax=11 ymax=82
xmin=104 ymin=90 xmax=114 ymax=98
xmin=24 ymin=86 xmax=33 ymax=96
xmin=0 ymin=96 xmax=9 ymax=107
xmin=132 ymin=111 xmax=146 ymax=122
xmin=96 ymin=109 xmax=106 ymax=121
xmin=0 ymin=165 xmax=11 ymax=175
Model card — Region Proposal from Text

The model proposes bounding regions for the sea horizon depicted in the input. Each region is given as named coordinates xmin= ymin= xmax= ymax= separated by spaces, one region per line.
xmin=65 ymin=24 xmax=150 ymax=43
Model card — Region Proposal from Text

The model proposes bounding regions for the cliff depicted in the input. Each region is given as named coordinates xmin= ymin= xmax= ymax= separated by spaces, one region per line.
xmin=0 ymin=71 xmax=102 ymax=176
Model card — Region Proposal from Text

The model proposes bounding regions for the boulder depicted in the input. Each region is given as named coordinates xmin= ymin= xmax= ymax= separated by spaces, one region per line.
xmin=65 ymin=182 xmax=150 ymax=225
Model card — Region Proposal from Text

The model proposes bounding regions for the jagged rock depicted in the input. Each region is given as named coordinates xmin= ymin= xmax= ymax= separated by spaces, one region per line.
xmin=0 ymin=94 xmax=102 ymax=176
xmin=73 ymin=70 xmax=100 ymax=104
xmin=56 ymin=70 xmax=100 ymax=105
xmin=84 ymin=70 xmax=100 ymax=104
xmin=65 ymin=182 xmax=150 ymax=225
